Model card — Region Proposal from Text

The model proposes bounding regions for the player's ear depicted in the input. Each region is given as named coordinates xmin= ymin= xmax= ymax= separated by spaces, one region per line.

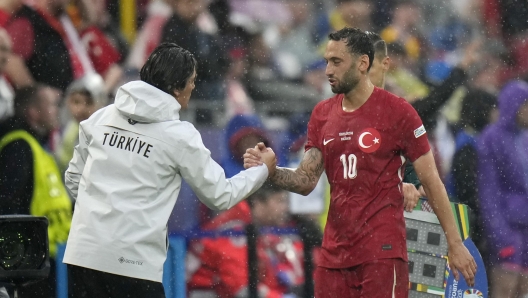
xmin=358 ymin=54 xmax=370 ymax=72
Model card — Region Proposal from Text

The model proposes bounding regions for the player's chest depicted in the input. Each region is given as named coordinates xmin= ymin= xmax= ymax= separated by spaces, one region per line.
xmin=319 ymin=116 xmax=400 ymax=157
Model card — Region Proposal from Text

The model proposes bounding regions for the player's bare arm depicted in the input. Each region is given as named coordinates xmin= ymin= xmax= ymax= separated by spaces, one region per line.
xmin=413 ymin=150 xmax=477 ymax=287
xmin=244 ymin=145 xmax=324 ymax=196
xmin=271 ymin=147 xmax=324 ymax=195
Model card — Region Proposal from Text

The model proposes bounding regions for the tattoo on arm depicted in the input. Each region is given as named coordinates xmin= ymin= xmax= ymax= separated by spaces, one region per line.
xmin=271 ymin=148 xmax=324 ymax=195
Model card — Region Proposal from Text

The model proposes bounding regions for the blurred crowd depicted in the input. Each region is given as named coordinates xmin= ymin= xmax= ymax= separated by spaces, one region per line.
xmin=1 ymin=0 xmax=528 ymax=297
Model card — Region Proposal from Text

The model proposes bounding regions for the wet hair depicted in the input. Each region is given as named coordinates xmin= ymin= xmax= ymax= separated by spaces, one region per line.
xmin=140 ymin=43 xmax=197 ymax=95
xmin=366 ymin=31 xmax=387 ymax=59
xmin=246 ymin=183 xmax=285 ymax=208
xmin=328 ymin=27 xmax=374 ymax=71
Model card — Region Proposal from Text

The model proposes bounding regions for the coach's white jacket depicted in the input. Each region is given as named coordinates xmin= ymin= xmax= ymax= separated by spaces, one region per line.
xmin=63 ymin=81 xmax=268 ymax=282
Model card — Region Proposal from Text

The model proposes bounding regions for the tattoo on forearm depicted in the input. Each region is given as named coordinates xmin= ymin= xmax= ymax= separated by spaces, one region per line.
xmin=271 ymin=148 xmax=324 ymax=194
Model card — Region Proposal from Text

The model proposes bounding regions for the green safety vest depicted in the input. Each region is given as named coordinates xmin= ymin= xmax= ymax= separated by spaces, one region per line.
xmin=0 ymin=130 xmax=72 ymax=257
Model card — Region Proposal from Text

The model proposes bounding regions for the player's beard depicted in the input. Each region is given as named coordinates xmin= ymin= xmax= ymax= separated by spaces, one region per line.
xmin=331 ymin=66 xmax=360 ymax=95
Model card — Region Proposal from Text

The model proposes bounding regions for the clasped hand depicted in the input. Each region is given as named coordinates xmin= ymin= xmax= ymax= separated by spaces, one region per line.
xmin=244 ymin=142 xmax=277 ymax=176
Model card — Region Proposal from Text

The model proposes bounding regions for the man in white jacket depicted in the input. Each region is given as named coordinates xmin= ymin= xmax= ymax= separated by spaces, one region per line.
xmin=63 ymin=43 xmax=276 ymax=297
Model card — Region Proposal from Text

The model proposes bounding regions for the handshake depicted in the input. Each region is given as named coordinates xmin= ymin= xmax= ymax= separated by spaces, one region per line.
xmin=244 ymin=142 xmax=277 ymax=177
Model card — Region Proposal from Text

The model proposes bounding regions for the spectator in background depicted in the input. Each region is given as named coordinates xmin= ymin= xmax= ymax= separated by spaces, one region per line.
xmin=484 ymin=0 xmax=528 ymax=39
xmin=224 ymin=47 xmax=255 ymax=120
xmin=477 ymin=80 xmax=528 ymax=298
xmin=161 ymin=0 xmax=228 ymax=101
xmin=56 ymin=73 xmax=106 ymax=172
xmin=126 ymin=0 xmax=172 ymax=71
xmin=0 ymin=0 xmax=21 ymax=27
xmin=0 ymin=85 xmax=72 ymax=298
xmin=385 ymin=42 xmax=429 ymax=103
xmin=78 ymin=0 xmax=128 ymax=61
xmin=207 ymin=0 xmax=255 ymax=119
xmin=313 ymin=0 xmax=373 ymax=47
xmin=446 ymin=89 xmax=497 ymax=271
xmin=222 ymin=114 xmax=271 ymax=178
xmin=266 ymin=0 xmax=320 ymax=82
xmin=380 ymin=37 xmax=482 ymax=181
xmin=245 ymin=32 xmax=319 ymax=110
xmin=468 ymin=0 xmax=528 ymax=85
xmin=0 ymin=29 xmax=14 ymax=123
xmin=380 ymin=0 xmax=426 ymax=69
xmin=5 ymin=0 xmax=94 ymax=91
xmin=208 ymin=0 xmax=249 ymax=53
xmin=72 ymin=0 xmax=125 ymax=93
xmin=186 ymin=183 xmax=303 ymax=298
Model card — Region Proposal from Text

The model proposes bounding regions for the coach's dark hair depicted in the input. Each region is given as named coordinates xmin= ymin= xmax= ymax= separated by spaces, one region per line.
xmin=140 ymin=43 xmax=197 ymax=95
xmin=328 ymin=27 xmax=374 ymax=71
xmin=366 ymin=31 xmax=387 ymax=60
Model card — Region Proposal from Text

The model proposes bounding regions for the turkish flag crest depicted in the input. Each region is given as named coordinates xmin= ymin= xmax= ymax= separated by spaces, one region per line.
xmin=358 ymin=128 xmax=381 ymax=153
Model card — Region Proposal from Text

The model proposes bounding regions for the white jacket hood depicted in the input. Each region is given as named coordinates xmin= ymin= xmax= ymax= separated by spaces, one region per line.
xmin=114 ymin=80 xmax=181 ymax=123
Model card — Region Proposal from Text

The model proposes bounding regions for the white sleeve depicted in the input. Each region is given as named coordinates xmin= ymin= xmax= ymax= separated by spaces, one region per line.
xmin=178 ymin=127 xmax=269 ymax=211
xmin=64 ymin=123 xmax=89 ymax=200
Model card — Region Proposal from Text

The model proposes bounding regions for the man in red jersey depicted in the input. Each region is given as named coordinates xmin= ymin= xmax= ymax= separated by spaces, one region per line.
xmin=244 ymin=27 xmax=476 ymax=298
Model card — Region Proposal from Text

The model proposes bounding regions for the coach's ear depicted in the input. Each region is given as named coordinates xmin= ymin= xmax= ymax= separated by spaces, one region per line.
xmin=172 ymin=89 xmax=180 ymax=99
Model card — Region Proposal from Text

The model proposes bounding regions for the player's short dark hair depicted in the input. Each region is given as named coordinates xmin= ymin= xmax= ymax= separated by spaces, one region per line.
xmin=366 ymin=31 xmax=387 ymax=59
xmin=247 ymin=183 xmax=286 ymax=208
xmin=328 ymin=27 xmax=374 ymax=71
xmin=140 ymin=43 xmax=197 ymax=95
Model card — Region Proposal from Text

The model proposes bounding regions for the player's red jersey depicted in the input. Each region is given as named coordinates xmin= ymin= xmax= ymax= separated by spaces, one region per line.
xmin=306 ymin=87 xmax=430 ymax=269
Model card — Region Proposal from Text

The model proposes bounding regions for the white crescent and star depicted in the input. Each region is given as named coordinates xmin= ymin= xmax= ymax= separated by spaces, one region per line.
xmin=358 ymin=132 xmax=379 ymax=148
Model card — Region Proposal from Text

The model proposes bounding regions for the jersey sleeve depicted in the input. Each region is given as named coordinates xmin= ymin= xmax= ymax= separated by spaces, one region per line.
xmin=305 ymin=104 xmax=323 ymax=152
xmin=398 ymin=100 xmax=430 ymax=162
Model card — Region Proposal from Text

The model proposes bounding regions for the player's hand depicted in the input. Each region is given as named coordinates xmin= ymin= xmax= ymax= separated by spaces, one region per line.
xmin=447 ymin=241 xmax=477 ymax=287
xmin=244 ymin=143 xmax=273 ymax=170
xmin=402 ymin=183 xmax=420 ymax=212
xmin=259 ymin=145 xmax=277 ymax=176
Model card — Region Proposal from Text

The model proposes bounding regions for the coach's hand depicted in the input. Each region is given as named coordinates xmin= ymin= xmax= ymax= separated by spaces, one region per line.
xmin=448 ymin=240 xmax=477 ymax=287
xmin=244 ymin=142 xmax=270 ymax=169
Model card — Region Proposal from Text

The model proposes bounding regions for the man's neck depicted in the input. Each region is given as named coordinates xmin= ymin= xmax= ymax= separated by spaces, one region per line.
xmin=342 ymin=79 xmax=375 ymax=112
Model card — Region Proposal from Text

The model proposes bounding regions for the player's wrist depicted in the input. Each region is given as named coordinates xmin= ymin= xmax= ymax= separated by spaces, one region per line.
xmin=446 ymin=234 xmax=463 ymax=246
xmin=267 ymin=166 xmax=280 ymax=181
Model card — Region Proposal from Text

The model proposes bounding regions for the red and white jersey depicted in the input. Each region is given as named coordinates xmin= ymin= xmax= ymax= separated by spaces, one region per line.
xmin=306 ymin=87 xmax=430 ymax=269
